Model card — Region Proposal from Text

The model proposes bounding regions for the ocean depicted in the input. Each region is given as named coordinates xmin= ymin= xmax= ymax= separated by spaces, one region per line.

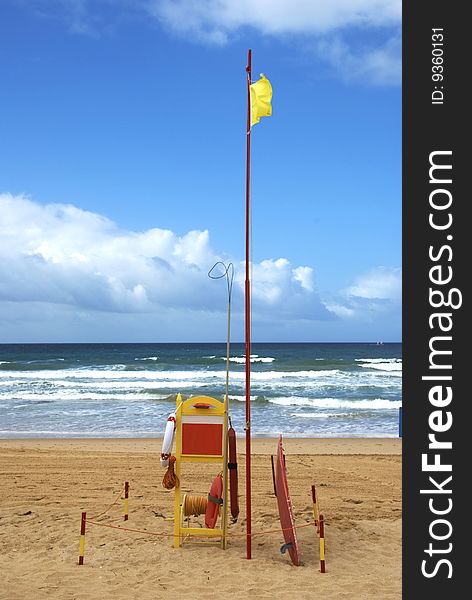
xmin=0 ymin=343 xmax=402 ymax=438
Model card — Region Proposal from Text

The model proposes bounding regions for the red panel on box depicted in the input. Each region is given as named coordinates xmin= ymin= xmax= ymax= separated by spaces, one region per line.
xmin=182 ymin=423 xmax=223 ymax=455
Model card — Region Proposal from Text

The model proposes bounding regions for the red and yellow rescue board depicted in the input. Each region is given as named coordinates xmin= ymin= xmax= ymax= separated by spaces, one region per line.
xmin=275 ymin=435 xmax=300 ymax=566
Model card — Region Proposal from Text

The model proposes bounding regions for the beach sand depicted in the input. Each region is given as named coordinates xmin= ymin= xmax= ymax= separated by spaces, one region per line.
xmin=0 ymin=438 xmax=401 ymax=599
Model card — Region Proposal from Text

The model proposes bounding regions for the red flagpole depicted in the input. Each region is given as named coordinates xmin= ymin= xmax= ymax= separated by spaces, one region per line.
xmin=245 ymin=48 xmax=252 ymax=560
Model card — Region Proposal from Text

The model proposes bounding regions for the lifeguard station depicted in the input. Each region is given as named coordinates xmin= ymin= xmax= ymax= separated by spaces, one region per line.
xmin=173 ymin=393 xmax=229 ymax=549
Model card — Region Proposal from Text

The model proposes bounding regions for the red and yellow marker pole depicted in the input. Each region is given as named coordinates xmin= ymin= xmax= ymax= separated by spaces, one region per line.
xmin=319 ymin=513 xmax=326 ymax=573
xmin=78 ymin=511 xmax=86 ymax=565
xmin=123 ymin=481 xmax=129 ymax=521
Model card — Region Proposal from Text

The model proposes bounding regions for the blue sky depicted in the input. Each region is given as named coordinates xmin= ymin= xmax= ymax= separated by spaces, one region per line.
xmin=0 ymin=0 xmax=401 ymax=343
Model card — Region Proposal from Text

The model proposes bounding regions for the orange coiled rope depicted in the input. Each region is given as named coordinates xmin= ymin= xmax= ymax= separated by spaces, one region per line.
xmin=162 ymin=455 xmax=179 ymax=489
xmin=183 ymin=494 xmax=208 ymax=517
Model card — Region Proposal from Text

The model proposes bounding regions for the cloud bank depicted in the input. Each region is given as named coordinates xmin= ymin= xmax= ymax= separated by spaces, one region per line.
xmin=150 ymin=0 xmax=402 ymax=85
xmin=151 ymin=0 xmax=401 ymax=41
xmin=326 ymin=266 xmax=401 ymax=322
xmin=0 ymin=193 xmax=330 ymax=338
xmin=0 ymin=193 xmax=400 ymax=341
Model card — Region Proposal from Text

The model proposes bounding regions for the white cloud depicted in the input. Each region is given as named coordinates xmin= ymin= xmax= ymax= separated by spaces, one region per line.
xmin=1 ymin=193 xmax=218 ymax=313
xmin=292 ymin=266 xmax=314 ymax=292
xmin=0 ymin=194 xmax=401 ymax=341
xmin=316 ymin=34 xmax=401 ymax=85
xmin=346 ymin=266 xmax=401 ymax=301
xmin=149 ymin=0 xmax=401 ymax=85
xmin=234 ymin=259 xmax=326 ymax=320
xmin=150 ymin=0 xmax=401 ymax=40
xmin=324 ymin=303 xmax=355 ymax=319
xmin=326 ymin=266 xmax=401 ymax=322
xmin=0 ymin=194 xmax=329 ymax=340
xmin=15 ymin=0 xmax=401 ymax=85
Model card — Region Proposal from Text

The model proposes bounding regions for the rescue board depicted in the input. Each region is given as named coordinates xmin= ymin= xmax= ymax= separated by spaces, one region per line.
xmin=275 ymin=435 xmax=300 ymax=566
xmin=228 ymin=425 xmax=240 ymax=520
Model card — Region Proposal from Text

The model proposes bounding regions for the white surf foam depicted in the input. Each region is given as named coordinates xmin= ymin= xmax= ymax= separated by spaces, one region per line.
xmin=291 ymin=412 xmax=342 ymax=419
xmin=269 ymin=397 xmax=401 ymax=410
xmin=358 ymin=362 xmax=402 ymax=372
xmin=2 ymin=391 xmax=170 ymax=402
xmin=225 ymin=355 xmax=275 ymax=364
xmin=0 ymin=367 xmax=341 ymax=382
xmin=355 ymin=358 xmax=402 ymax=372
xmin=355 ymin=358 xmax=402 ymax=363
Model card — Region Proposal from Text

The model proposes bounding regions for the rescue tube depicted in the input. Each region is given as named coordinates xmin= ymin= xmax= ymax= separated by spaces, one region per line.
xmin=205 ymin=473 xmax=223 ymax=529
xmin=160 ymin=414 xmax=176 ymax=467
xmin=227 ymin=426 xmax=239 ymax=521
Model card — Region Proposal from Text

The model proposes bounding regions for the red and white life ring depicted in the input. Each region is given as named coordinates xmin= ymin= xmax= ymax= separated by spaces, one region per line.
xmin=160 ymin=414 xmax=176 ymax=467
xmin=205 ymin=473 xmax=223 ymax=529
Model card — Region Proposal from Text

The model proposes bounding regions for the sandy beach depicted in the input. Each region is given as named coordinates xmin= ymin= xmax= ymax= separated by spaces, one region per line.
xmin=0 ymin=437 xmax=401 ymax=599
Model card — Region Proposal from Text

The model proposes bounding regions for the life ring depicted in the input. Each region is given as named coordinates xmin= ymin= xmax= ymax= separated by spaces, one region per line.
xmin=160 ymin=414 xmax=176 ymax=467
xmin=205 ymin=473 xmax=223 ymax=529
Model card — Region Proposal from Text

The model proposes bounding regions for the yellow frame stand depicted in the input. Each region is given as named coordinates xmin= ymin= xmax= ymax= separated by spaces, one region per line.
xmin=173 ymin=393 xmax=228 ymax=549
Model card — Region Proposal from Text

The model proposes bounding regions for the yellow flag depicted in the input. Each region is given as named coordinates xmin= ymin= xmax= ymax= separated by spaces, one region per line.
xmin=250 ymin=74 xmax=272 ymax=127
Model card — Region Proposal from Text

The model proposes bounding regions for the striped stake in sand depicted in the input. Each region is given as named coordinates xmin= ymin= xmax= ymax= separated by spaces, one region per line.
xmin=78 ymin=512 xmax=86 ymax=565
xmin=319 ymin=514 xmax=326 ymax=573
xmin=123 ymin=481 xmax=129 ymax=521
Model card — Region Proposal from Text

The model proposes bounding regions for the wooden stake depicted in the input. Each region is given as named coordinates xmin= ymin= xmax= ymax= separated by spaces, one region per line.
xmin=123 ymin=481 xmax=129 ymax=521
xmin=311 ymin=484 xmax=319 ymax=528
xmin=78 ymin=511 xmax=86 ymax=565
xmin=319 ymin=513 xmax=326 ymax=573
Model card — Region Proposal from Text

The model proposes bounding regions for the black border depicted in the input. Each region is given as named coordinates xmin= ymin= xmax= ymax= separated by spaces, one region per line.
xmin=403 ymin=2 xmax=467 ymax=596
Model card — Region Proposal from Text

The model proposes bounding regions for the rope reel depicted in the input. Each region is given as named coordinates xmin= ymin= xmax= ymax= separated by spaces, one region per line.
xmin=182 ymin=494 xmax=208 ymax=517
